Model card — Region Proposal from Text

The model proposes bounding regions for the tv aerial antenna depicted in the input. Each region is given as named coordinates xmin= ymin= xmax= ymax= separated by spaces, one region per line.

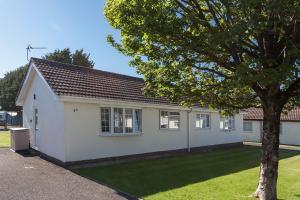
xmin=26 ymin=45 xmax=47 ymax=61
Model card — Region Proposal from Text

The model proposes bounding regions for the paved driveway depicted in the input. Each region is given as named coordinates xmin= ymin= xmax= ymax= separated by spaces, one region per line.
xmin=0 ymin=148 xmax=132 ymax=200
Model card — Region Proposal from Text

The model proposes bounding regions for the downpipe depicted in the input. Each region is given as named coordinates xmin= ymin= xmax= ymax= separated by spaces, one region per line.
xmin=187 ymin=108 xmax=192 ymax=153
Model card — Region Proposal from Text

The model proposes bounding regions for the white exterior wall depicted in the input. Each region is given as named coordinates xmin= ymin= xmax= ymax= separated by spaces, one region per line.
xmin=242 ymin=120 xmax=300 ymax=145
xmin=242 ymin=120 xmax=262 ymax=142
xmin=64 ymin=101 xmax=244 ymax=162
xmin=189 ymin=112 xmax=244 ymax=147
xmin=280 ymin=122 xmax=300 ymax=146
xmin=22 ymin=70 xmax=66 ymax=162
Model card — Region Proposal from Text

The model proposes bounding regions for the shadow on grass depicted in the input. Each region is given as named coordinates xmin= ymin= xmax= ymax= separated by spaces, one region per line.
xmin=74 ymin=146 xmax=300 ymax=198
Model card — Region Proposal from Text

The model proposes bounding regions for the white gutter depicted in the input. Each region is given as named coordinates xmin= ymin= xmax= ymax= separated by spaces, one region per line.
xmin=187 ymin=108 xmax=192 ymax=152
xmin=59 ymin=95 xmax=222 ymax=113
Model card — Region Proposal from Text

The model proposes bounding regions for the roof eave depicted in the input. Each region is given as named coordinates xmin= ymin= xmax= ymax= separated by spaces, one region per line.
xmin=59 ymin=95 xmax=225 ymax=113
xmin=16 ymin=62 xmax=36 ymax=106
xmin=243 ymin=118 xmax=300 ymax=122
xmin=16 ymin=60 xmax=59 ymax=106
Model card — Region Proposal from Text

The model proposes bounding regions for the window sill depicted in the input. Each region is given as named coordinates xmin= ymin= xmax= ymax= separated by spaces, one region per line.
xmin=159 ymin=128 xmax=181 ymax=132
xmin=98 ymin=132 xmax=142 ymax=137
xmin=195 ymin=127 xmax=211 ymax=130
xmin=220 ymin=129 xmax=236 ymax=132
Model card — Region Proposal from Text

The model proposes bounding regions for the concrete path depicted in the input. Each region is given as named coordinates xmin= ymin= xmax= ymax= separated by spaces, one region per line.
xmin=244 ymin=142 xmax=300 ymax=151
xmin=0 ymin=148 xmax=133 ymax=200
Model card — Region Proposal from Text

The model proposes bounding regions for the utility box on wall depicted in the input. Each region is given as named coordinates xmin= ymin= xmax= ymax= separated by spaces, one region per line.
xmin=10 ymin=128 xmax=30 ymax=151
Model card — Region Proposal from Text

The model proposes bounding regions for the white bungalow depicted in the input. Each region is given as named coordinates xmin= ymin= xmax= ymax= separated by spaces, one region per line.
xmin=16 ymin=58 xmax=244 ymax=165
xmin=243 ymin=108 xmax=300 ymax=146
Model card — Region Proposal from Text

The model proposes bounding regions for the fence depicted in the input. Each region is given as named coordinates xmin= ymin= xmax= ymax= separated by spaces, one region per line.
xmin=0 ymin=111 xmax=22 ymax=131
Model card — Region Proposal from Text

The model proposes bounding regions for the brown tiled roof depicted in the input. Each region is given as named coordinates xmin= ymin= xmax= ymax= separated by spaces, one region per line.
xmin=31 ymin=58 xmax=173 ymax=105
xmin=244 ymin=107 xmax=300 ymax=122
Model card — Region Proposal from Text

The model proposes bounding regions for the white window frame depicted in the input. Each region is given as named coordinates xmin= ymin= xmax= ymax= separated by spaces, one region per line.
xmin=113 ymin=108 xmax=124 ymax=133
xmin=100 ymin=107 xmax=111 ymax=133
xmin=100 ymin=107 xmax=142 ymax=136
xmin=159 ymin=110 xmax=180 ymax=130
xmin=125 ymin=108 xmax=133 ymax=133
xmin=195 ymin=113 xmax=211 ymax=129
xmin=243 ymin=121 xmax=253 ymax=132
xmin=220 ymin=116 xmax=235 ymax=131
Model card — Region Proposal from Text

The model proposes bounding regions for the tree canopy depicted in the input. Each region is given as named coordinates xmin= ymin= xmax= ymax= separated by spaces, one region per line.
xmin=43 ymin=48 xmax=95 ymax=68
xmin=104 ymin=1 xmax=300 ymax=199
xmin=0 ymin=65 xmax=28 ymax=111
xmin=104 ymin=0 xmax=300 ymax=112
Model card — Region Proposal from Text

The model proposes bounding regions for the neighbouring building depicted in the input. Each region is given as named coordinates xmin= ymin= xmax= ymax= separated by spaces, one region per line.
xmin=0 ymin=111 xmax=20 ymax=126
xmin=243 ymin=107 xmax=300 ymax=146
xmin=0 ymin=111 xmax=7 ymax=122
xmin=16 ymin=58 xmax=245 ymax=165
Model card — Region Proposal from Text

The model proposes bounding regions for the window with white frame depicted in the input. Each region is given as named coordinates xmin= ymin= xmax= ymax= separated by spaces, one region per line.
xmin=100 ymin=107 xmax=142 ymax=134
xmin=160 ymin=111 xmax=180 ymax=129
xmin=196 ymin=113 xmax=210 ymax=128
xmin=114 ymin=108 xmax=123 ymax=133
xmin=220 ymin=116 xmax=235 ymax=131
xmin=101 ymin=108 xmax=111 ymax=133
xmin=243 ymin=121 xmax=253 ymax=132
xmin=134 ymin=109 xmax=142 ymax=133
xmin=125 ymin=108 xmax=133 ymax=133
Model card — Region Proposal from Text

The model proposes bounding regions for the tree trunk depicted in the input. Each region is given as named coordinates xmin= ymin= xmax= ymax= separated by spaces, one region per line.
xmin=253 ymin=105 xmax=281 ymax=200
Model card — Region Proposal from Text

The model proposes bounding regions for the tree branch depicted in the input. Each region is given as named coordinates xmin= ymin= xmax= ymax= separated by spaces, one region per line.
xmin=196 ymin=66 xmax=230 ymax=78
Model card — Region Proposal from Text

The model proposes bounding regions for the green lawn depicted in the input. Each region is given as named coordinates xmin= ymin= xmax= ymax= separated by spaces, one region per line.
xmin=0 ymin=131 xmax=10 ymax=147
xmin=75 ymin=146 xmax=300 ymax=200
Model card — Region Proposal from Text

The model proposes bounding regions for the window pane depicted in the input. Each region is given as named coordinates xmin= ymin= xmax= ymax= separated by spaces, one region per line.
xmin=224 ymin=118 xmax=230 ymax=130
xmin=196 ymin=114 xmax=201 ymax=128
xmin=125 ymin=109 xmax=133 ymax=133
xmin=196 ymin=114 xmax=209 ymax=128
xmin=114 ymin=108 xmax=123 ymax=133
xmin=220 ymin=116 xmax=234 ymax=130
xmin=243 ymin=121 xmax=252 ymax=131
xmin=169 ymin=112 xmax=180 ymax=129
xmin=101 ymin=108 xmax=111 ymax=133
xmin=134 ymin=109 xmax=142 ymax=133
xmin=205 ymin=114 xmax=210 ymax=128
xmin=160 ymin=111 xmax=168 ymax=129
xmin=220 ymin=120 xmax=224 ymax=129
xmin=169 ymin=112 xmax=180 ymax=116
xmin=230 ymin=117 xmax=235 ymax=129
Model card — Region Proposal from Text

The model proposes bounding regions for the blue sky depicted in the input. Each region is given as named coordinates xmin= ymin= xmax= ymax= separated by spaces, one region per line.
xmin=0 ymin=0 xmax=138 ymax=78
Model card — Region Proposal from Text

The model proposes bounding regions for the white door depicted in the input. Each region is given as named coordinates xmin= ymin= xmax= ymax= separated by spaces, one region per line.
xmin=32 ymin=107 xmax=39 ymax=149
